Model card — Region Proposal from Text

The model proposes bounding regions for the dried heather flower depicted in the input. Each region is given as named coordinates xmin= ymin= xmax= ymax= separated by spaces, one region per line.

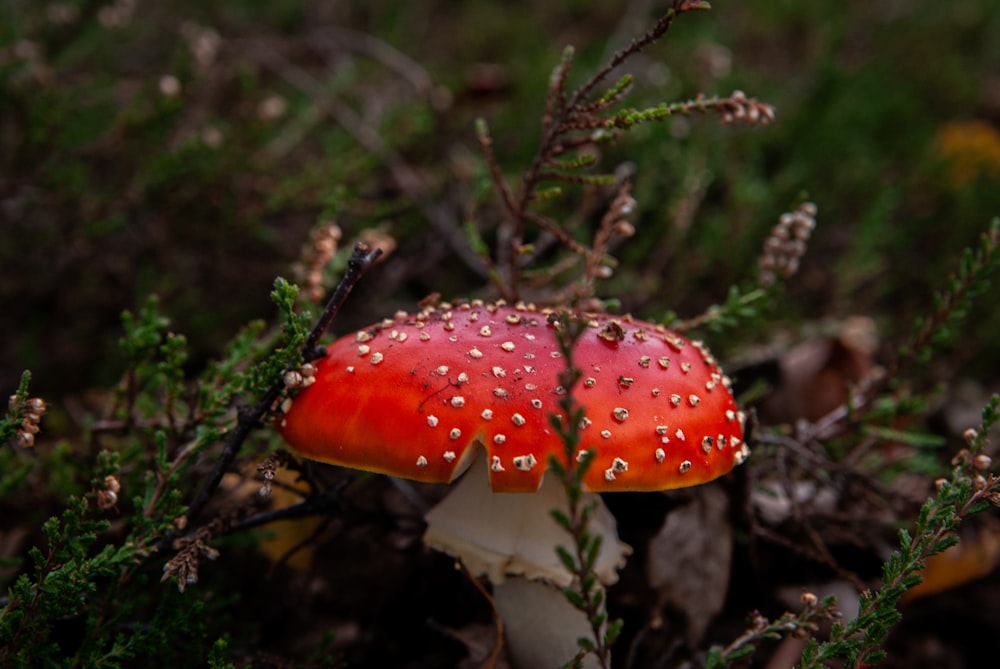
xmin=759 ymin=202 xmax=818 ymax=287
xmin=294 ymin=223 xmax=343 ymax=303
xmin=717 ymin=90 xmax=776 ymax=126
xmin=11 ymin=395 xmax=47 ymax=448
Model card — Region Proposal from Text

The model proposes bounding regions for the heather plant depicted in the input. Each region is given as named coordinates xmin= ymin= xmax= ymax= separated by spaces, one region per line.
xmin=2 ymin=1 xmax=1000 ymax=668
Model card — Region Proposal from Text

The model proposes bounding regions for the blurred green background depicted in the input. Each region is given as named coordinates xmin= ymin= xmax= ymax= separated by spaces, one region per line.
xmin=2 ymin=0 xmax=999 ymax=397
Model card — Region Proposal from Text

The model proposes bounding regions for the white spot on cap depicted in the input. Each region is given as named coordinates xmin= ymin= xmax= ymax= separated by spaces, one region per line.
xmin=356 ymin=331 xmax=374 ymax=343
xmin=469 ymin=347 xmax=484 ymax=359
xmin=670 ymin=394 xmax=682 ymax=407
xmin=655 ymin=425 xmax=669 ymax=435
xmin=416 ymin=456 xmax=428 ymax=468
xmin=734 ymin=444 xmax=751 ymax=465
xmin=427 ymin=415 xmax=439 ymax=427
xmin=491 ymin=456 xmax=505 ymax=472
xmin=726 ymin=410 xmax=736 ymax=421
xmin=679 ymin=460 xmax=692 ymax=473
xmin=513 ymin=454 xmax=537 ymax=471
xmin=481 ymin=409 xmax=494 ymax=420
xmin=639 ymin=356 xmax=651 ymax=368
xmin=450 ymin=396 xmax=466 ymax=408
xmin=435 ymin=365 xmax=449 ymax=375
xmin=346 ymin=365 xmax=355 ymax=373
xmin=702 ymin=436 xmax=714 ymax=453
xmin=584 ymin=377 xmax=597 ymax=387
xmin=658 ymin=356 xmax=670 ymax=369
xmin=579 ymin=417 xmax=592 ymax=430
xmin=493 ymin=388 xmax=509 ymax=398
xmin=717 ymin=434 xmax=726 ymax=451
xmin=688 ymin=394 xmax=701 ymax=407
xmin=493 ymin=434 xmax=506 ymax=444
xmin=681 ymin=362 xmax=692 ymax=374
xmin=357 ymin=344 xmax=371 ymax=356
xmin=613 ymin=407 xmax=629 ymax=422
xmin=530 ymin=399 xmax=543 ymax=409
xmin=443 ymin=451 xmax=457 ymax=462
xmin=730 ymin=435 xmax=742 ymax=448
xmin=450 ymin=428 xmax=462 ymax=440
xmin=576 ymin=450 xmax=589 ymax=462
xmin=675 ymin=428 xmax=686 ymax=441
xmin=665 ymin=334 xmax=686 ymax=351
xmin=655 ymin=448 xmax=666 ymax=463
xmin=652 ymin=388 xmax=661 ymax=397
xmin=500 ymin=341 xmax=516 ymax=352
xmin=479 ymin=326 xmax=492 ymax=337
xmin=419 ymin=331 xmax=431 ymax=341
xmin=511 ymin=413 xmax=526 ymax=426
xmin=601 ymin=429 xmax=612 ymax=439
xmin=457 ymin=372 xmax=469 ymax=384
xmin=492 ymin=366 xmax=506 ymax=378
xmin=370 ymin=352 xmax=384 ymax=365
xmin=604 ymin=458 xmax=628 ymax=481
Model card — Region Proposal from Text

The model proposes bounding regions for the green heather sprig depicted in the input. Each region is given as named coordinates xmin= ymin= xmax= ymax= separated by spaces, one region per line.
xmin=799 ymin=394 xmax=1000 ymax=668
xmin=707 ymin=394 xmax=1000 ymax=668
xmin=904 ymin=217 xmax=1000 ymax=364
xmin=547 ymin=313 xmax=624 ymax=669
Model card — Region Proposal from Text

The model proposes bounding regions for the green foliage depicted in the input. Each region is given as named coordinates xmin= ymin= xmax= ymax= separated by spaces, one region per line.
xmin=797 ymin=396 xmax=1000 ymax=669
xmin=905 ymin=218 xmax=1000 ymax=363
xmin=0 ymin=275 xmax=306 ymax=664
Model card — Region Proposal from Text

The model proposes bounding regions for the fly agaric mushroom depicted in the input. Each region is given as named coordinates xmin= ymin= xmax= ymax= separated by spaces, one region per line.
xmin=277 ymin=300 xmax=747 ymax=667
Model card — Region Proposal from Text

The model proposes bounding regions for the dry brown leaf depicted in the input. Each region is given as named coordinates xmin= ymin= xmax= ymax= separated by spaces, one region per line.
xmin=646 ymin=485 xmax=732 ymax=645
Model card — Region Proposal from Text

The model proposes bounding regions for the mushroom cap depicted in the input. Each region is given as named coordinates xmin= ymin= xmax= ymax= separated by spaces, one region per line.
xmin=278 ymin=301 xmax=747 ymax=492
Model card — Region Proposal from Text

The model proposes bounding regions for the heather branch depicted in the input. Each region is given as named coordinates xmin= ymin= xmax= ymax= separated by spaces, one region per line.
xmin=486 ymin=0 xmax=713 ymax=300
xmin=548 ymin=313 xmax=623 ymax=669
xmin=569 ymin=0 xmax=708 ymax=108
xmin=177 ymin=244 xmax=382 ymax=535
xmin=798 ymin=397 xmax=1000 ymax=668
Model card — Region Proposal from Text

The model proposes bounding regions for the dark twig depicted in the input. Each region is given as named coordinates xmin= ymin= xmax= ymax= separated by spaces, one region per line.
xmin=173 ymin=244 xmax=382 ymax=541
xmin=303 ymin=244 xmax=384 ymax=362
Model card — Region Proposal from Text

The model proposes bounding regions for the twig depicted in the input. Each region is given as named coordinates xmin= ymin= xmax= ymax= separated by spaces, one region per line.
xmin=175 ymin=244 xmax=382 ymax=539
xmin=302 ymin=244 xmax=384 ymax=362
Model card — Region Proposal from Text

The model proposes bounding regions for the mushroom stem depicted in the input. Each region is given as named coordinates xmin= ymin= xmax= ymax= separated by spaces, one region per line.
xmin=493 ymin=577 xmax=604 ymax=669
xmin=424 ymin=458 xmax=630 ymax=668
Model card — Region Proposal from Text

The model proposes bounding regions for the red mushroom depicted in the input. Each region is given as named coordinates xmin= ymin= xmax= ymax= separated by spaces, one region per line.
xmin=277 ymin=300 xmax=747 ymax=667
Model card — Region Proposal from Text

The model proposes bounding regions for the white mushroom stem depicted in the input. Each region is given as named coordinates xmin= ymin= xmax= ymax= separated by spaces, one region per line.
xmin=424 ymin=458 xmax=631 ymax=668
xmin=493 ymin=577 xmax=604 ymax=669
